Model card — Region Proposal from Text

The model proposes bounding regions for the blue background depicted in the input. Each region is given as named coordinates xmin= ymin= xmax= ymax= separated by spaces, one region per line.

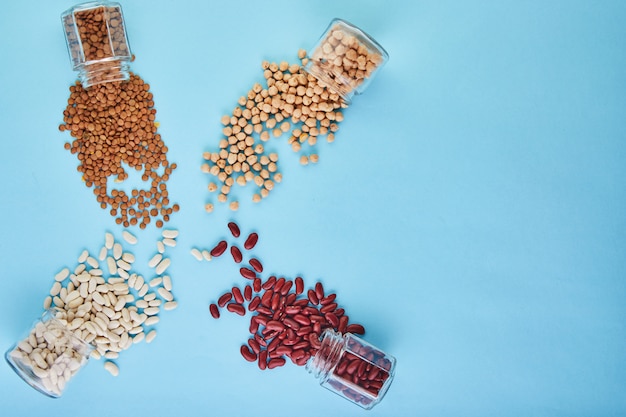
xmin=1 ymin=1 xmax=625 ymax=416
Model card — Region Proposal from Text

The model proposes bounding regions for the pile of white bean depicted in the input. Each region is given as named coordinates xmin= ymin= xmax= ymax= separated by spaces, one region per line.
xmin=8 ymin=228 xmax=179 ymax=394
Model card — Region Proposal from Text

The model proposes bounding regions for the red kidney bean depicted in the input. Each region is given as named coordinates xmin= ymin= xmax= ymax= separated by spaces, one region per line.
xmin=240 ymin=267 xmax=257 ymax=280
xmin=325 ymin=312 xmax=339 ymax=328
xmin=228 ymin=221 xmax=241 ymax=237
xmin=209 ymin=303 xmax=220 ymax=319
xmin=295 ymin=277 xmax=304 ymax=295
xmin=296 ymin=326 xmax=313 ymax=337
xmin=275 ymin=345 xmax=292 ymax=356
xmin=253 ymin=278 xmax=262 ymax=292
xmin=309 ymin=333 xmax=322 ymax=349
xmin=210 ymin=240 xmax=228 ymax=257
xmin=334 ymin=308 xmax=345 ymax=318
xmin=256 ymin=306 xmax=273 ymax=316
xmin=320 ymin=294 xmax=336 ymax=305
xmin=307 ymin=289 xmax=319 ymax=305
xmin=338 ymin=315 xmax=349 ymax=333
xmin=244 ymin=232 xmax=258 ymax=250
xmin=266 ymin=320 xmax=285 ymax=332
xmin=248 ymin=338 xmax=261 ymax=354
xmin=262 ymin=276 xmax=276 ymax=290
xmin=321 ymin=302 xmax=338 ymax=314
xmin=267 ymin=337 xmax=281 ymax=352
xmin=267 ymin=358 xmax=286 ymax=369
xmin=217 ymin=292 xmax=232 ymax=307
xmin=249 ymin=318 xmax=259 ymax=333
xmin=285 ymin=305 xmax=301 ymax=315
xmin=248 ymin=296 xmax=261 ymax=312
xmin=231 ymin=246 xmax=243 ymax=263
xmin=294 ymin=299 xmax=309 ymax=307
xmin=240 ymin=345 xmax=257 ymax=362
xmin=279 ymin=280 xmax=293 ymax=296
xmin=270 ymin=293 xmax=281 ymax=311
xmin=293 ymin=314 xmax=310 ymax=326
xmin=258 ymin=350 xmax=268 ymax=370
xmin=249 ymin=258 xmax=263 ymax=273
xmin=273 ymin=277 xmax=285 ymax=293
xmin=346 ymin=324 xmax=365 ymax=335
xmin=314 ymin=282 xmax=324 ymax=300
xmin=226 ymin=303 xmax=246 ymax=316
xmin=244 ymin=285 xmax=253 ymax=301
xmin=232 ymin=287 xmax=244 ymax=304
xmin=292 ymin=340 xmax=309 ymax=351
xmin=283 ymin=317 xmax=300 ymax=330
xmin=367 ymin=365 xmax=380 ymax=381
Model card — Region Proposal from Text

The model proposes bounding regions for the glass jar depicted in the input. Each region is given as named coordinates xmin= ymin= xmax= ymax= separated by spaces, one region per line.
xmin=305 ymin=18 xmax=389 ymax=104
xmin=61 ymin=1 xmax=132 ymax=88
xmin=5 ymin=308 xmax=94 ymax=398
xmin=306 ymin=328 xmax=396 ymax=409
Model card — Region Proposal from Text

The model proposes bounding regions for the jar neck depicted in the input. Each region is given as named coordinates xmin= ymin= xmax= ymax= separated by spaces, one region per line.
xmin=77 ymin=58 xmax=131 ymax=88
xmin=306 ymin=328 xmax=346 ymax=379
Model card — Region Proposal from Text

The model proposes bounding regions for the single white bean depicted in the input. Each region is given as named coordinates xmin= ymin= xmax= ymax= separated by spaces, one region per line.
xmin=122 ymin=231 xmax=137 ymax=245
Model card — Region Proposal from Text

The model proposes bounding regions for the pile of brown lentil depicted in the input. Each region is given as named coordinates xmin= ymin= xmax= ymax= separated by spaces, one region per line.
xmin=59 ymin=73 xmax=179 ymax=228
xmin=201 ymin=50 xmax=347 ymax=212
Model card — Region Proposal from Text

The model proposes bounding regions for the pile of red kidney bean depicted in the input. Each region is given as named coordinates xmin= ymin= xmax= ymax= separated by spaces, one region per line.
xmin=208 ymin=222 xmax=366 ymax=370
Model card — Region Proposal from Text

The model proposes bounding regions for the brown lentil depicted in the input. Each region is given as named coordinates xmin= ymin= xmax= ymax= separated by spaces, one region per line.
xmin=59 ymin=74 xmax=178 ymax=228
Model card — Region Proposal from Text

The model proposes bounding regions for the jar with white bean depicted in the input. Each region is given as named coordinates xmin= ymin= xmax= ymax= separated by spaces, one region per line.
xmin=304 ymin=18 xmax=388 ymax=103
xmin=306 ymin=328 xmax=396 ymax=409
xmin=5 ymin=308 xmax=94 ymax=398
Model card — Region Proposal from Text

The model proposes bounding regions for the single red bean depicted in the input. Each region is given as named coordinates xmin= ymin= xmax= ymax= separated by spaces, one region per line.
xmin=228 ymin=221 xmax=241 ymax=237
xmin=367 ymin=366 xmax=380 ymax=381
xmin=262 ymin=276 xmax=276 ymax=290
xmin=285 ymin=305 xmax=301 ymax=315
xmin=320 ymin=294 xmax=336 ymax=305
xmin=267 ymin=337 xmax=281 ymax=352
xmin=334 ymin=308 xmax=345 ymax=318
xmin=210 ymin=240 xmax=227 ymax=257
xmin=244 ymin=232 xmax=258 ymax=250
xmin=275 ymin=345 xmax=292 ymax=356
xmin=280 ymin=280 xmax=293 ymax=296
xmin=293 ymin=314 xmax=310 ymax=326
xmin=271 ymin=293 xmax=281 ymax=311
xmin=256 ymin=306 xmax=273 ymax=315
xmin=244 ymin=285 xmax=252 ymax=301
xmin=325 ymin=312 xmax=339 ymax=328
xmin=253 ymin=278 xmax=262 ymax=292
xmin=290 ymin=349 xmax=306 ymax=360
xmin=240 ymin=345 xmax=257 ymax=362
xmin=314 ymin=282 xmax=324 ymax=300
xmin=307 ymin=289 xmax=319 ymax=305
xmin=248 ymin=338 xmax=261 ymax=354
xmin=209 ymin=303 xmax=220 ymax=319
xmin=308 ymin=313 xmax=324 ymax=322
xmin=346 ymin=324 xmax=365 ymax=335
xmin=255 ymin=333 xmax=267 ymax=347
xmin=230 ymin=246 xmax=243 ymax=263
xmin=249 ymin=318 xmax=259 ymax=333
xmin=267 ymin=357 xmax=286 ymax=369
xmin=296 ymin=326 xmax=313 ymax=337
xmin=292 ymin=340 xmax=310 ymax=351
xmin=240 ymin=267 xmax=257 ymax=280
xmin=217 ymin=292 xmax=232 ymax=307
xmin=248 ymin=296 xmax=261 ymax=312
xmin=226 ymin=303 xmax=246 ymax=316
xmin=294 ymin=277 xmax=304 ymax=295
xmin=255 ymin=315 xmax=269 ymax=326
xmin=232 ymin=287 xmax=244 ymax=304
xmin=273 ymin=277 xmax=285 ymax=293
xmin=338 ymin=315 xmax=349 ymax=333
xmin=266 ymin=320 xmax=286 ymax=332
xmin=313 ymin=322 xmax=322 ymax=334
xmin=358 ymin=360 xmax=367 ymax=377
xmin=321 ymin=302 xmax=338 ymax=314
xmin=258 ymin=350 xmax=268 ymax=370
xmin=283 ymin=317 xmax=300 ymax=330
xmin=309 ymin=333 xmax=322 ymax=349
xmin=335 ymin=359 xmax=349 ymax=376
xmin=261 ymin=290 xmax=273 ymax=307
xmin=295 ymin=354 xmax=310 ymax=366
xmin=346 ymin=358 xmax=360 ymax=375
xmin=249 ymin=258 xmax=263 ymax=273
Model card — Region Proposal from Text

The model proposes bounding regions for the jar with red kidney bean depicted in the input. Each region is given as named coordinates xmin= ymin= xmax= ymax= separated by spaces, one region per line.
xmin=304 ymin=18 xmax=388 ymax=103
xmin=306 ymin=328 xmax=396 ymax=409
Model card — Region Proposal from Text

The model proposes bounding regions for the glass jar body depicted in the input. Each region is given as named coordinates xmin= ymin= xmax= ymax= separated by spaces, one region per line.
xmin=61 ymin=1 xmax=132 ymax=88
xmin=5 ymin=308 xmax=94 ymax=398
xmin=306 ymin=328 xmax=396 ymax=409
xmin=305 ymin=18 xmax=388 ymax=104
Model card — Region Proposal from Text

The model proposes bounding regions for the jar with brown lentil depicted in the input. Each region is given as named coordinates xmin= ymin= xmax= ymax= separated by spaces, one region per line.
xmin=62 ymin=1 xmax=132 ymax=88
xmin=305 ymin=18 xmax=388 ymax=103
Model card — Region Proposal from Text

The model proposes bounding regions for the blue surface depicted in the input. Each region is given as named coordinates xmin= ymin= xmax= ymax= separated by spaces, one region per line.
xmin=1 ymin=0 xmax=625 ymax=416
